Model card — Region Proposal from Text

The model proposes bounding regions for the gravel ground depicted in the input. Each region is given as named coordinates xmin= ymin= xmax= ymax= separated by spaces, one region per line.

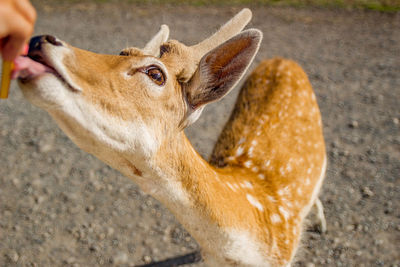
xmin=0 ymin=2 xmax=399 ymax=266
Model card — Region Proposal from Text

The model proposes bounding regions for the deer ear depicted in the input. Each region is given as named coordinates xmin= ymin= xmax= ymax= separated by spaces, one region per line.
xmin=181 ymin=29 xmax=262 ymax=128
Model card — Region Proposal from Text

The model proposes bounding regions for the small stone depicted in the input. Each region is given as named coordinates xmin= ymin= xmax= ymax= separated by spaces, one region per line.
xmin=306 ymin=263 xmax=315 ymax=267
xmin=98 ymin=233 xmax=106 ymax=240
xmin=7 ymin=250 xmax=19 ymax=262
xmin=12 ymin=178 xmax=20 ymax=187
xmin=89 ymin=245 xmax=98 ymax=252
xmin=393 ymin=118 xmax=399 ymax=125
xmin=107 ymin=227 xmax=114 ymax=236
xmin=143 ymin=255 xmax=152 ymax=263
xmin=348 ymin=120 xmax=359 ymax=128
xmin=361 ymin=186 xmax=374 ymax=197
xmin=65 ymin=257 xmax=76 ymax=264
xmin=85 ymin=205 xmax=95 ymax=213
xmin=113 ymin=252 xmax=128 ymax=264
xmin=333 ymin=237 xmax=340 ymax=245
xmin=38 ymin=142 xmax=53 ymax=153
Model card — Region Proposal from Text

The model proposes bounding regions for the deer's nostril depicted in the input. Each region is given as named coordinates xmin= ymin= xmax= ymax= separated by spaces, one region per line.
xmin=44 ymin=35 xmax=62 ymax=46
xmin=28 ymin=36 xmax=43 ymax=52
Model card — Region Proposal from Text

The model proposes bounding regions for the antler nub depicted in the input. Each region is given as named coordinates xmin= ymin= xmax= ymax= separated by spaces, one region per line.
xmin=143 ymin=24 xmax=170 ymax=57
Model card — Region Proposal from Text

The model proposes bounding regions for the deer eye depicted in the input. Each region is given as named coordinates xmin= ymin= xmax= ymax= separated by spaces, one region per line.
xmin=145 ymin=66 xmax=165 ymax=86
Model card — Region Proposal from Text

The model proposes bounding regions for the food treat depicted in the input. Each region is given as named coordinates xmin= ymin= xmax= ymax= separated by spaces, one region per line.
xmin=1 ymin=60 xmax=13 ymax=99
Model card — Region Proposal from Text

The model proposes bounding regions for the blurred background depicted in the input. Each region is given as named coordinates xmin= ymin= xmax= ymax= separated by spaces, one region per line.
xmin=0 ymin=0 xmax=399 ymax=266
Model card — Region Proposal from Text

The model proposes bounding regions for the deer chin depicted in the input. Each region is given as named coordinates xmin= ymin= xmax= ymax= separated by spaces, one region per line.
xmin=18 ymin=71 xmax=73 ymax=110
xmin=16 ymin=54 xmax=81 ymax=110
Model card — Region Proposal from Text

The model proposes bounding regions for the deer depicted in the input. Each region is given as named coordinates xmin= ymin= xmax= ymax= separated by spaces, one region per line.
xmin=13 ymin=8 xmax=327 ymax=267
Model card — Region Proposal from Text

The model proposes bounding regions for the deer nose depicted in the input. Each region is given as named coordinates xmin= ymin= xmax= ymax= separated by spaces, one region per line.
xmin=29 ymin=35 xmax=63 ymax=53
xmin=28 ymin=35 xmax=63 ymax=64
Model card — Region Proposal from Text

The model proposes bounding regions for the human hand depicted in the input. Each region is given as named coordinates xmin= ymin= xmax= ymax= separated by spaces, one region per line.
xmin=0 ymin=0 xmax=36 ymax=61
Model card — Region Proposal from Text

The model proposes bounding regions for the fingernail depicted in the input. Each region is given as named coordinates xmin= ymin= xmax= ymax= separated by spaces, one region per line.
xmin=22 ymin=44 xmax=29 ymax=55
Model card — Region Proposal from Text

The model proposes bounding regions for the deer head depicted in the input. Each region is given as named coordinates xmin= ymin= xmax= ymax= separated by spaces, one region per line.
xmin=16 ymin=9 xmax=261 ymax=175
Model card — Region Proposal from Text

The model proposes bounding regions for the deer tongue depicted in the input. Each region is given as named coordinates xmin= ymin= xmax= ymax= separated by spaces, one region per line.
xmin=12 ymin=56 xmax=53 ymax=80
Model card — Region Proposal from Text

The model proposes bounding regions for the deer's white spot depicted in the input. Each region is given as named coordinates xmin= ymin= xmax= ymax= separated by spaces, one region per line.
xmin=279 ymin=206 xmax=290 ymax=220
xmin=246 ymin=194 xmax=263 ymax=211
xmin=238 ymin=137 xmax=246 ymax=145
xmin=251 ymin=140 xmax=258 ymax=146
xmin=243 ymin=181 xmax=253 ymax=189
xmin=248 ymin=146 xmax=254 ymax=157
xmin=305 ymin=178 xmax=311 ymax=185
xmin=307 ymin=168 xmax=312 ymax=174
xmin=251 ymin=166 xmax=259 ymax=173
xmin=279 ymin=167 xmax=285 ymax=176
xmin=236 ymin=146 xmax=244 ymax=157
xmin=227 ymin=156 xmax=235 ymax=162
xmin=270 ymin=214 xmax=281 ymax=223
xmin=267 ymin=195 xmax=277 ymax=203
xmin=278 ymin=186 xmax=290 ymax=196
xmin=311 ymin=93 xmax=316 ymax=101
xmin=226 ymin=182 xmax=237 ymax=192
xmin=258 ymin=173 xmax=265 ymax=180
xmin=311 ymin=107 xmax=317 ymax=114
xmin=244 ymin=160 xmax=252 ymax=168
xmin=286 ymin=163 xmax=293 ymax=172
xmin=296 ymin=187 xmax=302 ymax=195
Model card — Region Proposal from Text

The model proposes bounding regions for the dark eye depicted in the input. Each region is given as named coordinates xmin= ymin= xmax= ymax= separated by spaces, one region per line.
xmin=145 ymin=66 xmax=165 ymax=86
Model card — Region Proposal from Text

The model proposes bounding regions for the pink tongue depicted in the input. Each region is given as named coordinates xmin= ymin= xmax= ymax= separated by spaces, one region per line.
xmin=12 ymin=56 xmax=51 ymax=80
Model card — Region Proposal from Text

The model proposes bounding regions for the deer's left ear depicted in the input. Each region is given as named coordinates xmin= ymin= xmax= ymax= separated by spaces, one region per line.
xmin=181 ymin=29 xmax=262 ymax=128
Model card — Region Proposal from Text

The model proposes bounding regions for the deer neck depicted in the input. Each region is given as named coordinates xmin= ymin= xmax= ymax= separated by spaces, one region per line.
xmin=136 ymin=131 xmax=219 ymax=214
xmin=146 ymin=132 xmax=271 ymax=265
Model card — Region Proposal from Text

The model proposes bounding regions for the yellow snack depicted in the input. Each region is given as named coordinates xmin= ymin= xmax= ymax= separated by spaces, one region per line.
xmin=1 ymin=61 xmax=14 ymax=99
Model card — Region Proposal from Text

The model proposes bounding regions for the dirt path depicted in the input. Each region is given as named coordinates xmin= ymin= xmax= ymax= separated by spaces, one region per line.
xmin=1 ymin=2 xmax=399 ymax=266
